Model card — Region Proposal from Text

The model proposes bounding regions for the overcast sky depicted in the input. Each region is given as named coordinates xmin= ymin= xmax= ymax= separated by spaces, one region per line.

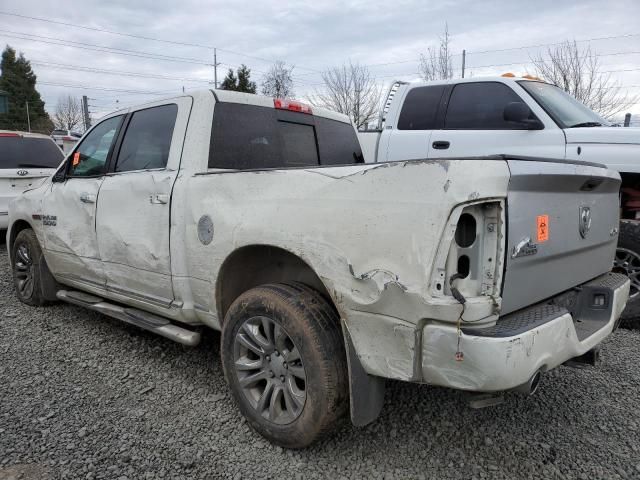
xmin=1 ymin=0 xmax=639 ymax=122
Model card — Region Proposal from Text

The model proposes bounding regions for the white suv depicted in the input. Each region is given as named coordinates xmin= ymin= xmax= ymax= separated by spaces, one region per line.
xmin=0 ymin=131 xmax=63 ymax=230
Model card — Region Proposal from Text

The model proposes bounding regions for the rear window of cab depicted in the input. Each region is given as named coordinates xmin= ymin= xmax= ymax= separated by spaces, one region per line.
xmin=208 ymin=103 xmax=363 ymax=170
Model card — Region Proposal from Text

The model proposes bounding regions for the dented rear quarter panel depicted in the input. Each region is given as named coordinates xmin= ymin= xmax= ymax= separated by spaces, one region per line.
xmin=175 ymin=159 xmax=510 ymax=330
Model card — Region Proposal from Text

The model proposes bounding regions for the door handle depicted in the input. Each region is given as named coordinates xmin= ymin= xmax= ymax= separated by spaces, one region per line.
xmin=432 ymin=141 xmax=450 ymax=150
xmin=149 ymin=193 xmax=169 ymax=204
xmin=79 ymin=193 xmax=96 ymax=204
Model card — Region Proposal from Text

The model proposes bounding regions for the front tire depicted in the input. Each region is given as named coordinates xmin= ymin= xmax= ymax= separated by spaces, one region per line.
xmin=11 ymin=229 xmax=51 ymax=306
xmin=614 ymin=220 xmax=640 ymax=327
xmin=221 ymin=283 xmax=348 ymax=448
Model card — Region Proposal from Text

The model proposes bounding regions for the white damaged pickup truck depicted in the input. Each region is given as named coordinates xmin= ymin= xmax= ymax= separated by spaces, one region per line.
xmin=7 ymin=90 xmax=630 ymax=448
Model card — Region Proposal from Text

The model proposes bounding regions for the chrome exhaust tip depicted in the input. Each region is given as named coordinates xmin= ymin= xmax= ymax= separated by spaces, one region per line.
xmin=514 ymin=371 xmax=542 ymax=396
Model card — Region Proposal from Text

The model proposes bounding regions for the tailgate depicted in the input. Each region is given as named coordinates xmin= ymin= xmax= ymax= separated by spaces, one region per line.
xmin=501 ymin=159 xmax=621 ymax=315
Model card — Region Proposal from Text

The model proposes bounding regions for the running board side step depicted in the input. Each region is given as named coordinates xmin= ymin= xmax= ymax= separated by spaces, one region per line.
xmin=56 ymin=290 xmax=201 ymax=346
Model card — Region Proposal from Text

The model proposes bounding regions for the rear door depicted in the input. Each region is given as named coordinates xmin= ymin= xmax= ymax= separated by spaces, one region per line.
xmin=385 ymin=85 xmax=446 ymax=162
xmin=0 ymin=134 xmax=63 ymax=224
xmin=429 ymin=82 xmax=565 ymax=159
xmin=95 ymin=99 xmax=191 ymax=308
xmin=500 ymin=159 xmax=621 ymax=314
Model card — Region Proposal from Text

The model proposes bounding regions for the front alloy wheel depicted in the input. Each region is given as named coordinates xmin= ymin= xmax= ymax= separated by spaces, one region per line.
xmin=14 ymin=241 xmax=35 ymax=299
xmin=11 ymin=228 xmax=53 ymax=306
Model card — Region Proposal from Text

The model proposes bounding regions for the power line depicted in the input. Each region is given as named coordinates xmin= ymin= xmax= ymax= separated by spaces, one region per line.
xmin=466 ymin=33 xmax=640 ymax=55
xmin=0 ymin=30 xmax=213 ymax=65
xmin=0 ymin=10 xmax=320 ymax=72
xmin=37 ymin=81 xmax=177 ymax=95
xmin=31 ymin=60 xmax=214 ymax=84
xmin=298 ymin=33 xmax=640 ymax=75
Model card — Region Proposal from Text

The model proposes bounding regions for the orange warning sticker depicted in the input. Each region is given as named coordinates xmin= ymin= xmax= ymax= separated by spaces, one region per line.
xmin=72 ymin=152 xmax=80 ymax=167
xmin=537 ymin=214 xmax=549 ymax=243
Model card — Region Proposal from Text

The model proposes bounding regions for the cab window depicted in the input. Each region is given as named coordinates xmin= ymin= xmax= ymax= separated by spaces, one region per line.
xmin=397 ymin=85 xmax=446 ymax=130
xmin=69 ymin=115 xmax=124 ymax=177
xmin=444 ymin=82 xmax=530 ymax=130
xmin=114 ymin=104 xmax=178 ymax=173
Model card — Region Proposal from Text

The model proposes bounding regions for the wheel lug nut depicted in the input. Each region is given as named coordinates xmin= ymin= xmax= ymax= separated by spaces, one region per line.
xmin=283 ymin=362 xmax=287 ymax=368
xmin=274 ymin=351 xmax=280 ymax=356
xmin=269 ymin=371 xmax=274 ymax=378
xmin=265 ymin=355 xmax=270 ymax=361
xmin=280 ymin=375 xmax=285 ymax=382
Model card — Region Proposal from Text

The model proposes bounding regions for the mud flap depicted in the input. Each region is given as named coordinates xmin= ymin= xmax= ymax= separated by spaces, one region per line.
xmin=341 ymin=320 xmax=386 ymax=427
xmin=38 ymin=255 xmax=59 ymax=302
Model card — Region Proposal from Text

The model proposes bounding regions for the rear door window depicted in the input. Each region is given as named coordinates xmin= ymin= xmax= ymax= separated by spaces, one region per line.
xmin=209 ymin=103 xmax=362 ymax=169
xmin=397 ymin=85 xmax=446 ymax=130
xmin=114 ymin=104 xmax=178 ymax=172
xmin=0 ymin=136 xmax=64 ymax=169
xmin=444 ymin=82 xmax=528 ymax=130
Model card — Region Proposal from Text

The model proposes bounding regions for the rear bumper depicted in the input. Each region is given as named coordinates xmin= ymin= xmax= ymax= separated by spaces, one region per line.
xmin=421 ymin=272 xmax=630 ymax=391
xmin=0 ymin=211 xmax=8 ymax=229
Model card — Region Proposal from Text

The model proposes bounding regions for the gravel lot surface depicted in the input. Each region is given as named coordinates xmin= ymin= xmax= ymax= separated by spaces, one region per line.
xmin=1 ymin=243 xmax=639 ymax=480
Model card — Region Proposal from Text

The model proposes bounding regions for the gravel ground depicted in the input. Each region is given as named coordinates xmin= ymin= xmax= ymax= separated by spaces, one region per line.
xmin=1 ymin=243 xmax=639 ymax=480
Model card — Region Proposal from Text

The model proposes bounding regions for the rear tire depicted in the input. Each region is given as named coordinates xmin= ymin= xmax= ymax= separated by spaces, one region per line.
xmin=221 ymin=283 xmax=348 ymax=448
xmin=11 ymin=229 xmax=53 ymax=306
xmin=614 ymin=220 xmax=640 ymax=327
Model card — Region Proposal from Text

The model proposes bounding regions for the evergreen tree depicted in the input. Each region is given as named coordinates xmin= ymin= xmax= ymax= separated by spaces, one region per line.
xmin=237 ymin=65 xmax=257 ymax=94
xmin=220 ymin=68 xmax=238 ymax=91
xmin=0 ymin=45 xmax=53 ymax=133
xmin=219 ymin=64 xmax=256 ymax=93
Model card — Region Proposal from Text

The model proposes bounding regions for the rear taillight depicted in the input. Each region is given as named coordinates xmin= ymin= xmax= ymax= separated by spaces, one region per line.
xmin=0 ymin=132 xmax=21 ymax=137
xmin=273 ymin=98 xmax=312 ymax=114
xmin=62 ymin=136 xmax=75 ymax=141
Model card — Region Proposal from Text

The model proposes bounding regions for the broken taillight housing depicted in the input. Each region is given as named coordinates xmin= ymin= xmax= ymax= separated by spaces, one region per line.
xmin=444 ymin=202 xmax=503 ymax=299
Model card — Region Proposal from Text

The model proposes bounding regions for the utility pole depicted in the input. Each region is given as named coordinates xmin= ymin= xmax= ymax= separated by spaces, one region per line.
xmin=213 ymin=48 xmax=219 ymax=89
xmin=461 ymin=49 xmax=466 ymax=79
xmin=624 ymin=113 xmax=632 ymax=127
xmin=82 ymin=95 xmax=90 ymax=131
xmin=355 ymin=88 xmax=361 ymax=130
xmin=25 ymin=101 xmax=31 ymax=132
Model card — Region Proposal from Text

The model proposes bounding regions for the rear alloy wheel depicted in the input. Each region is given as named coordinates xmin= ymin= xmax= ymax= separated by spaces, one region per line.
xmin=614 ymin=220 xmax=640 ymax=327
xmin=221 ymin=283 xmax=348 ymax=448
xmin=233 ymin=316 xmax=307 ymax=424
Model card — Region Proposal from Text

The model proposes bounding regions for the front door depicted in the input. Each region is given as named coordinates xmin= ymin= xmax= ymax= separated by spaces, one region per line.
xmin=95 ymin=99 xmax=190 ymax=308
xmin=42 ymin=114 xmax=125 ymax=291
xmin=427 ymin=82 xmax=566 ymax=159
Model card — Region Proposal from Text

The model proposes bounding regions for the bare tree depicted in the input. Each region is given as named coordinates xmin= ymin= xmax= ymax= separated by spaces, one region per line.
xmin=531 ymin=41 xmax=637 ymax=119
xmin=261 ymin=61 xmax=295 ymax=98
xmin=419 ymin=24 xmax=454 ymax=81
xmin=309 ymin=62 xmax=381 ymax=129
xmin=53 ymin=95 xmax=82 ymax=131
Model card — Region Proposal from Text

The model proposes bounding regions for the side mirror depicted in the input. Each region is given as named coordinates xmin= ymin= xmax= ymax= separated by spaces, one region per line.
xmin=503 ymin=102 xmax=544 ymax=130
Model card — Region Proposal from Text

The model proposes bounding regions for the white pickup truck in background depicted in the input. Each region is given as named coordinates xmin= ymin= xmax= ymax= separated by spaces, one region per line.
xmin=359 ymin=76 xmax=640 ymax=322
xmin=7 ymin=89 xmax=629 ymax=448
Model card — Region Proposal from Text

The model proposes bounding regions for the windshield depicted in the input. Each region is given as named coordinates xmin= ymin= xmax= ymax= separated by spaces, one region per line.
xmin=0 ymin=136 xmax=64 ymax=169
xmin=518 ymin=80 xmax=609 ymax=128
